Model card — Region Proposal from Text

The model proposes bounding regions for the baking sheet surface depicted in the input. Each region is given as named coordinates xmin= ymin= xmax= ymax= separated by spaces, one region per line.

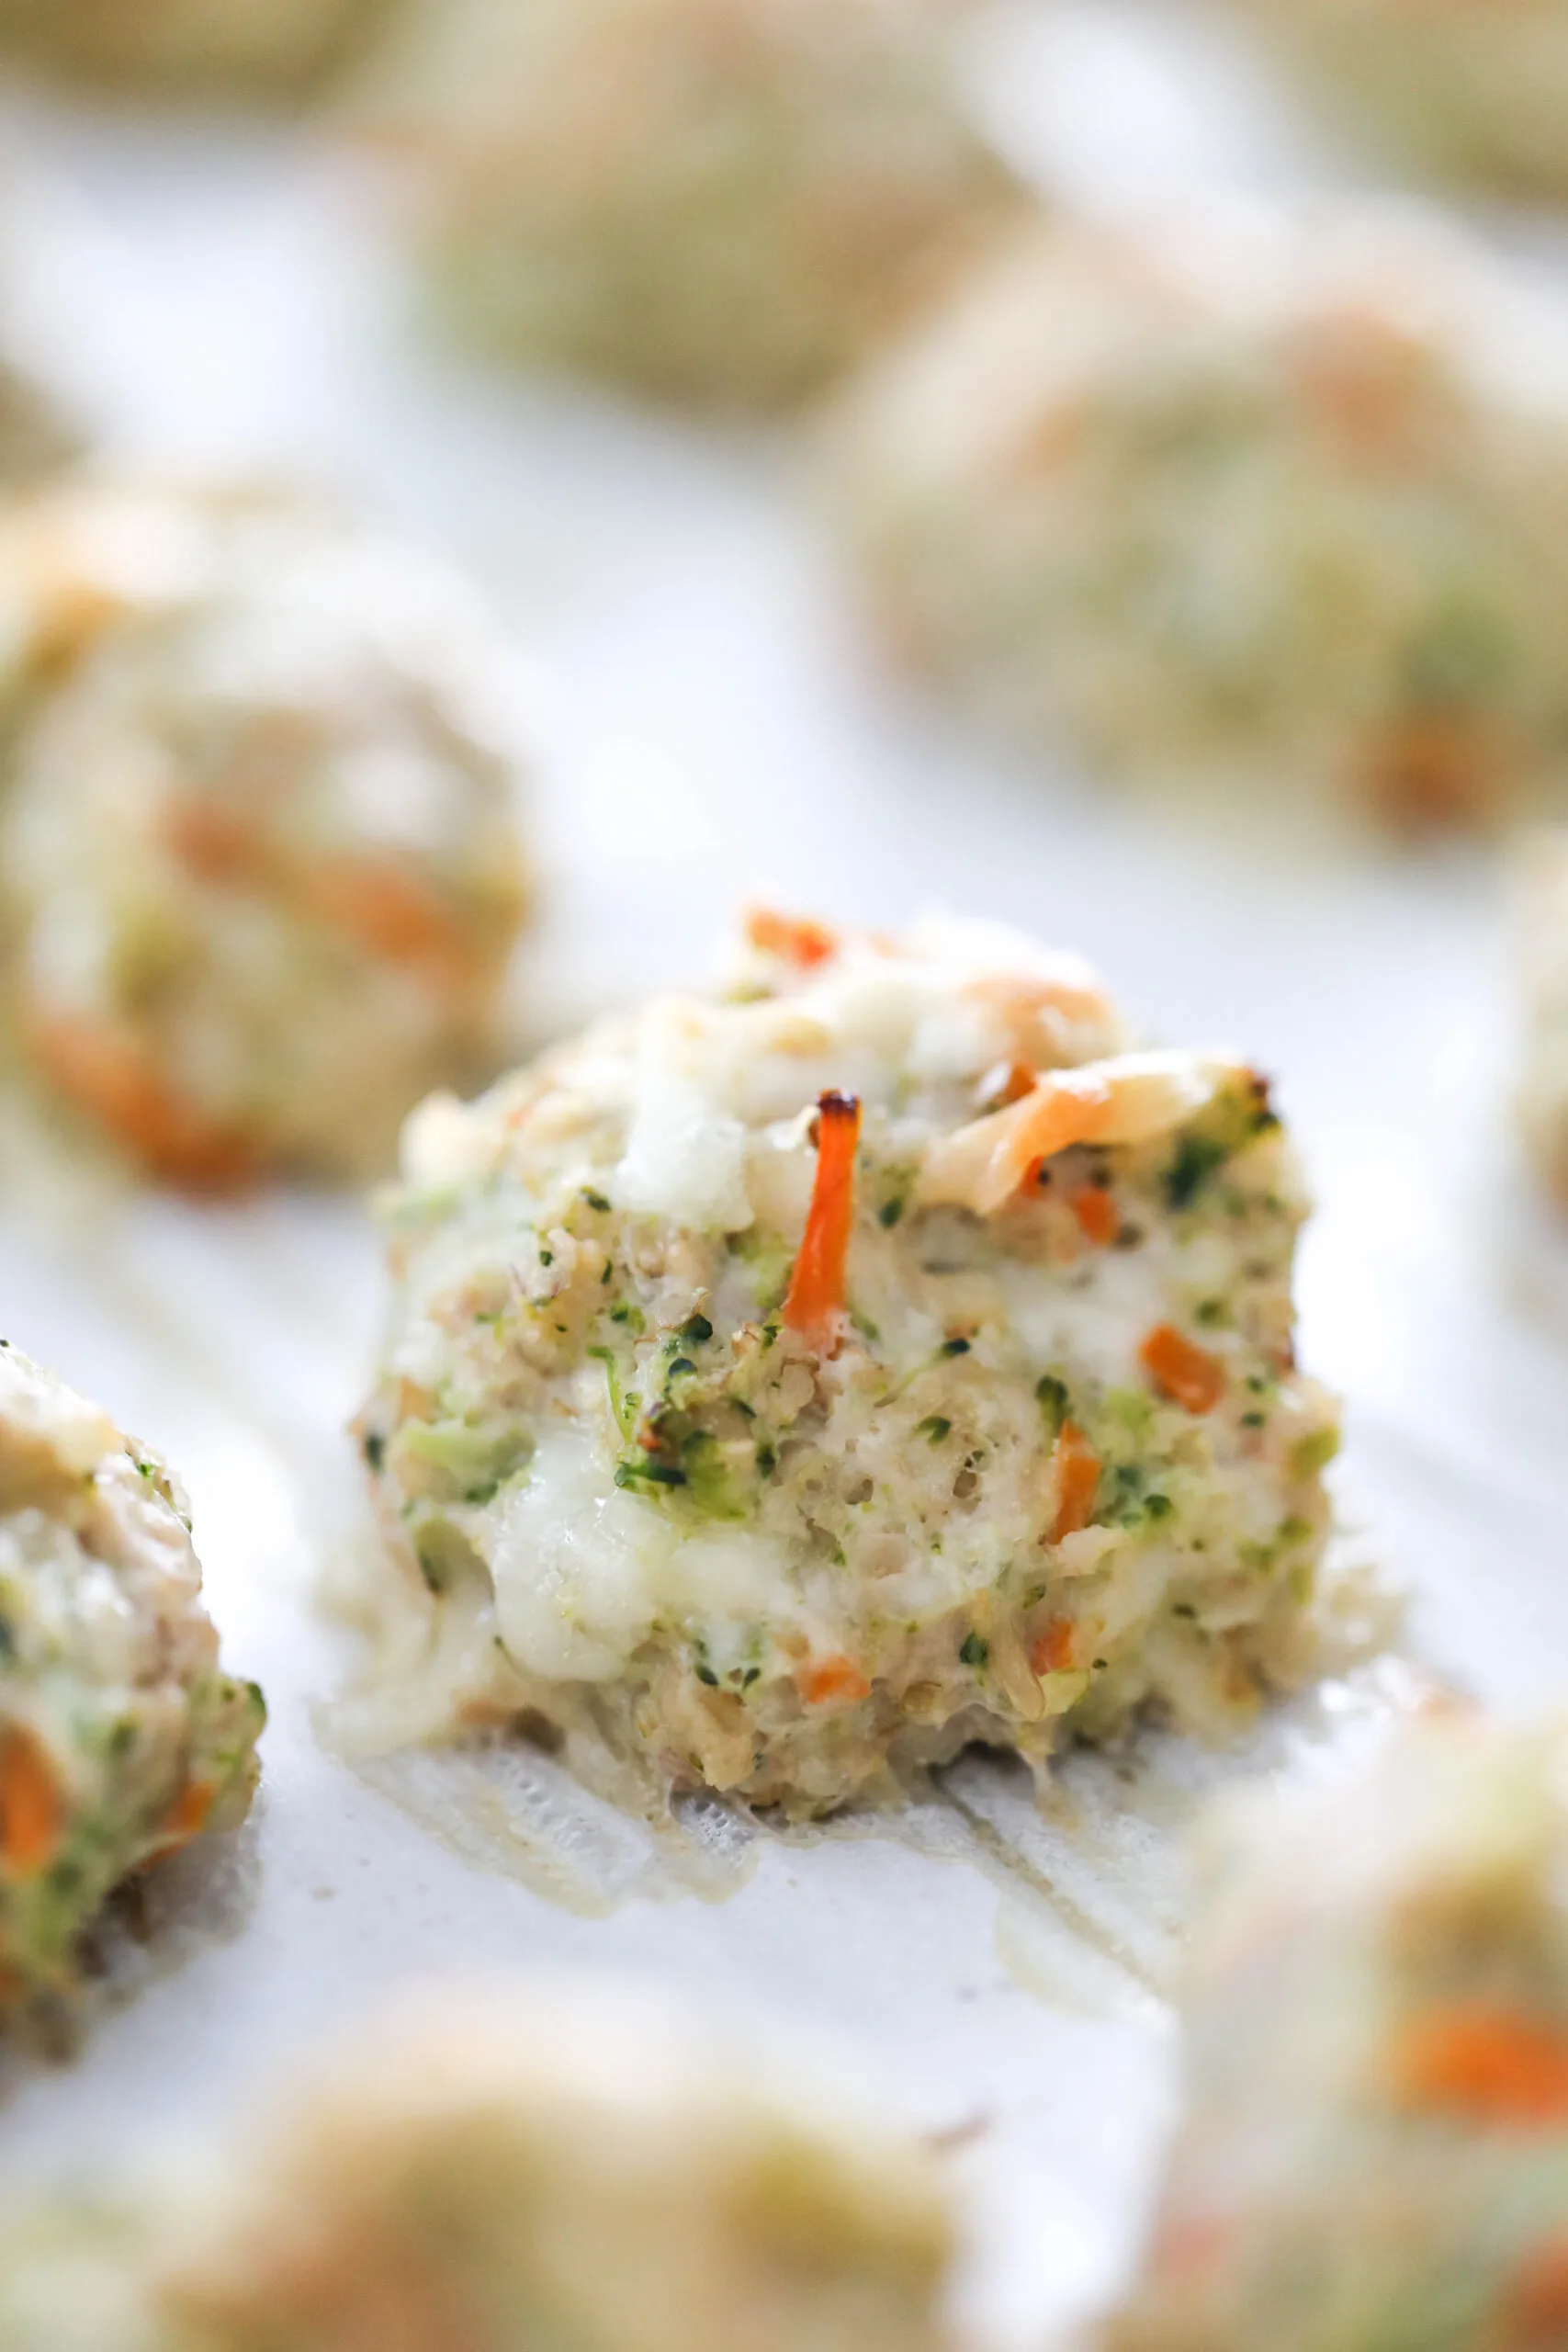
xmin=0 ymin=17 xmax=1566 ymax=2346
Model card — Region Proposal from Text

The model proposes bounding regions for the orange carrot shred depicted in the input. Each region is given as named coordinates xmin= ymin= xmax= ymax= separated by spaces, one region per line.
xmin=1049 ymin=1421 xmax=1100 ymax=1543
xmin=782 ymin=1091 xmax=862 ymax=1353
xmin=745 ymin=907 xmax=838 ymax=969
xmin=1140 ymin=1323 xmax=1225 ymax=1415
xmin=1070 ymin=1183 xmax=1118 ymax=1246
xmin=795 ymin=1656 xmax=871 ymax=1707
xmin=978 ymin=1059 xmax=1038 ymax=1114
xmin=297 ymin=858 xmax=474 ymax=989
xmin=0 ymin=1728 xmax=61 ymax=1880
xmin=1029 ymin=1619 xmax=1076 ymax=1676
xmin=1387 ymin=2003 xmax=1568 ymax=2130
xmin=162 ymin=796 xmax=266 ymax=887
xmin=160 ymin=1780 xmax=214 ymax=1852
xmin=27 ymin=1009 xmax=265 ymax=1194
xmin=1504 ymin=2236 xmax=1568 ymax=2341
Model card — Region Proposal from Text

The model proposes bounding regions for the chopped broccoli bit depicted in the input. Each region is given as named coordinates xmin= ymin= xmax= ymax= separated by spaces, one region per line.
xmin=614 ymin=1458 xmax=687 ymax=1493
xmin=959 ymin=1630 xmax=988 ymax=1668
xmin=1164 ymin=1132 xmax=1229 ymax=1208
xmin=917 ymin=1416 xmax=953 ymax=1443
xmin=1035 ymin=1374 xmax=1070 ymax=1436
xmin=1291 ymin=1425 xmax=1340 ymax=1477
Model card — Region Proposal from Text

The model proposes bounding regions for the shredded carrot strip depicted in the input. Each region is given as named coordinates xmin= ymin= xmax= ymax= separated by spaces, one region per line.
xmin=1387 ymin=2003 xmax=1568 ymax=2129
xmin=162 ymin=796 xmax=267 ymax=887
xmin=27 ymin=1009 xmax=264 ymax=1194
xmin=296 ymin=858 xmax=474 ymax=989
xmin=1029 ymin=1619 xmax=1076 ymax=1675
xmin=1151 ymin=2214 xmax=1235 ymax=2289
xmin=1361 ymin=711 xmax=1498 ymax=834
xmin=1049 ymin=1422 xmax=1100 ymax=1543
xmin=158 ymin=1780 xmax=215 ymax=1854
xmin=795 ymin=1657 xmax=871 ymax=1706
xmin=162 ymin=789 xmax=479 ymax=994
xmin=976 ymin=1058 xmax=1038 ymax=1114
xmin=1070 ymin=1183 xmax=1118 ymax=1246
xmin=1504 ymin=2236 xmax=1568 ymax=2341
xmin=0 ymin=1728 xmax=61 ymax=1879
xmin=782 ymin=1091 xmax=862 ymax=1352
xmin=745 ymin=907 xmax=838 ymax=969
xmin=1140 ymin=1323 xmax=1225 ymax=1415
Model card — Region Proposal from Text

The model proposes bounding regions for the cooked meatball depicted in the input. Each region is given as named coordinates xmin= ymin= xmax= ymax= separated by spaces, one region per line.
xmin=358 ymin=0 xmax=1023 ymax=411
xmin=0 ymin=0 xmax=400 ymax=98
xmin=1517 ymin=829 xmax=1568 ymax=1203
xmin=0 ymin=1983 xmax=956 ymax=2352
xmin=0 ymin=1343 xmax=264 ymax=2024
xmin=1225 ymin=0 xmax=1568 ymax=202
xmin=0 ymin=485 xmax=534 ymax=1189
xmin=1106 ymin=1709 xmax=1568 ymax=2352
xmin=831 ymin=206 xmax=1568 ymax=834
xmin=0 ymin=354 xmax=80 ymax=492
xmin=348 ymin=910 xmax=1339 ymax=1820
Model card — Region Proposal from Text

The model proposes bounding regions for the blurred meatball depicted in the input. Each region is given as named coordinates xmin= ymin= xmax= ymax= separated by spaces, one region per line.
xmin=1106 ymin=1709 xmax=1568 ymax=2351
xmin=0 ymin=353 xmax=81 ymax=490
xmin=0 ymin=0 xmax=400 ymax=99
xmin=358 ymin=0 xmax=1024 ymax=411
xmin=831 ymin=205 xmax=1568 ymax=835
xmin=0 ymin=484 xmax=535 ymax=1189
xmin=0 ymin=1983 xmax=956 ymax=2352
xmin=0 ymin=1343 xmax=263 ymax=2026
xmin=1225 ymin=0 xmax=1568 ymax=202
xmin=1516 ymin=829 xmax=1568 ymax=1203
xmin=350 ymin=909 xmax=1338 ymax=1820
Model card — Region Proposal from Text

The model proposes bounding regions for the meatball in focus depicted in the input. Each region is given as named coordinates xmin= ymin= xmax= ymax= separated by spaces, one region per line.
xmin=350 ymin=910 xmax=1340 ymax=1819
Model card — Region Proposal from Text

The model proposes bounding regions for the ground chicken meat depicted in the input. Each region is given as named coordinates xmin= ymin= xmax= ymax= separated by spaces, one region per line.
xmin=1106 ymin=1708 xmax=1568 ymax=2352
xmin=0 ymin=1342 xmax=263 ymax=2025
xmin=355 ymin=0 xmax=1024 ymax=412
xmin=0 ymin=483 xmax=534 ymax=1188
xmin=347 ymin=909 xmax=1339 ymax=1820
xmin=0 ymin=1982 xmax=956 ymax=2352
xmin=830 ymin=204 xmax=1568 ymax=835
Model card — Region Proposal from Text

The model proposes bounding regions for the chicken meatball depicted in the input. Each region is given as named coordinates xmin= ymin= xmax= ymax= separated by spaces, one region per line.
xmin=349 ymin=910 xmax=1339 ymax=1820
xmin=1517 ymin=829 xmax=1568 ymax=1204
xmin=1107 ymin=1709 xmax=1568 ymax=2352
xmin=358 ymin=0 xmax=1023 ymax=411
xmin=0 ymin=352 xmax=81 ymax=492
xmin=1225 ymin=0 xmax=1568 ymax=202
xmin=0 ymin=0 xmax=400 ymax=99
xmin=0 ymin=1342 xmax=263 ymax=2024
xmin=832 ymin=206 xmax=1568 ymax=834
xmin=0 ymin=484 xmax=534 ymax=1189
xmin=0 ymin=1983 xmax=956 ymax=2352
